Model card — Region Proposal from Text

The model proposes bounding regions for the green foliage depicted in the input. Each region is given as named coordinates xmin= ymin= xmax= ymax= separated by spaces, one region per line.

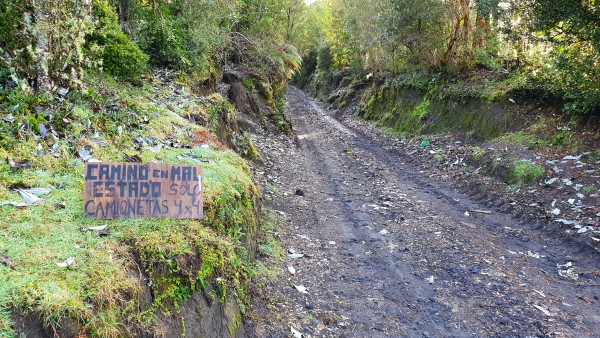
xmin=123 ymin=0 xmax=235 ymax=73
xmin=0 ymin=0 xmax=95 ymax=92
xmin=505 ymin=160 xmax=545 ymax=184
xmin=88 ymin=0 xmax=148 ymax=79
xmin=526 ymin=41 xmax=600 ymax=114
xmin=293 ymin=0 xmax=600 ymax=114
xmin=0 ymin=74 xmax=259 ymax=336
xmin=471 ymin=147 xmax=487 ymax=161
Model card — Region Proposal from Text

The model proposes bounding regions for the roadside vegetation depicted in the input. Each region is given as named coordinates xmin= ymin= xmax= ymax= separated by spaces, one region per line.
xmin=0 ymin=0 xmax=301 ymax=336
xmin=291 ymin=0 xmax=600 ymax=138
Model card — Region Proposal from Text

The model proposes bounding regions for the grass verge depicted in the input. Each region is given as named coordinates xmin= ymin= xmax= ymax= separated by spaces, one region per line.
xmin=0 ymin=72 xmax=259 ymax=336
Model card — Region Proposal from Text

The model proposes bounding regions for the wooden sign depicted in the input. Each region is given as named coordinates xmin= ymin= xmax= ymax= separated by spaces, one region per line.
xmin=83 ymin=163 xmax=203 ymax=219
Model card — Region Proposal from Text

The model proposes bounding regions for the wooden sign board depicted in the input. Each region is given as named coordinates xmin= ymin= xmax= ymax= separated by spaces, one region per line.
xmin=83 ymin=163 xmax=203 ymax=219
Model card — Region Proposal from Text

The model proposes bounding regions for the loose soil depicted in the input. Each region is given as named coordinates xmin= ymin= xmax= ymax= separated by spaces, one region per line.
xmin=244 ymin=87 xmax=600 ymax=338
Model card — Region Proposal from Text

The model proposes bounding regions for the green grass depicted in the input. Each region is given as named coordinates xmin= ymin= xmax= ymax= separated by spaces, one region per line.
xmin=497 ymin=131 xmax=540 ymax=147
xmin=471 ymin=147 xmax=486 ymax=161
xmin=504 ymin=160 xmax=545 ymax=185
xmin=0 ymin=74 xmax=259 ymax=336
xmin=257 ymin=211 xmax=284 ymax=259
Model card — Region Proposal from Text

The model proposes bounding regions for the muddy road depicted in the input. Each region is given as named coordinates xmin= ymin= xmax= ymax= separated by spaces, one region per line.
xmin=244 ymin=87 xmax=600 ymax=338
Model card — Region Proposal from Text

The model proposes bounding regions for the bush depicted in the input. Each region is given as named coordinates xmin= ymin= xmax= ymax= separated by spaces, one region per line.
xmin=88 ymin=0 xmax=148 ymax=79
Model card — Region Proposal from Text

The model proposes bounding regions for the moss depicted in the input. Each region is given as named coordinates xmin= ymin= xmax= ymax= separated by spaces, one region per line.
xmin=357 ymin=80 xmax=512 ymax=140
xmin=226 ymin=299 xmax=242 ymax=338
xmin=0 ymin=74 xmax=258 ymax=336
xmin=241 ymin=78 xmax=256 ymax=91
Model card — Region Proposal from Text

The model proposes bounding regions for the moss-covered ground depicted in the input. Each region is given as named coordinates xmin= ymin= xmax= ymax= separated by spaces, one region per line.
xmin=0 ymin=73 xmax=259 ymax=336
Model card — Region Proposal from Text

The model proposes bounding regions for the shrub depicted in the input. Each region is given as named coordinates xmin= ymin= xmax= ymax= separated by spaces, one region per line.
xmin=88 ymin=0 xmax=148 ymax=79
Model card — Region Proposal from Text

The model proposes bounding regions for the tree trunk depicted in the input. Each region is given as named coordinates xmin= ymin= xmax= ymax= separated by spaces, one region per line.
xmin=33 ymin=0 xmax=50 ymax=93
xmin=444 ymin=1 xmax=462 ymax=66
xmin=474 ymin=15 xmax=488 ymax=49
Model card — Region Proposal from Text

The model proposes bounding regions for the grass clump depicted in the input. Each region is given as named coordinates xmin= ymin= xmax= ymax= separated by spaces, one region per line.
xmin=471 ymin=147 xmax=486 ymax=161
xmin=504 ymin=160 xmax=545 ymax=185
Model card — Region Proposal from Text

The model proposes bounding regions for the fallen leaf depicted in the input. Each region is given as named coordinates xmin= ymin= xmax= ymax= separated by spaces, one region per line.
xmin=124 ymin=154 xmax=143 ymax=163
xmin=288 ymin=265 xmax=296 ymax=275
xmin=294 ymin=284 xmax=308 ymax=294
xmin=15 ymin=189 xmax=42 ymax=205
xmin=146 ymin=144 xmax=162 ymax=153
xmin=287 ymin=253 xmax=304 ymax=259
xmin=56 ymin=256 xmax=76 ymax=268
xmin=78 ymin=147 xmax=91 ymax=159
xmin=21 ymin=188 xmax=53 ymax=196
xmin=533 ymin=304 xmax=554 ymax=317
xmin=97 ymin=229 xmax=111 ymax=237
xmin=470 ymin=209 xmax=492 ymax=214
xmin=461 ymin=221 xmax=477 ymax=229
xmin=6 ymin=158 xmax=32 ymax=172
xmin=0 ymin=256 xmax=17 ymax=270
xmin=290 ymin=326 xmax=303 ymax=338
xmin=88 ymin=225 xmax=108 ymax=231
xmin=0 ymin=201 xmax=27 ymax=208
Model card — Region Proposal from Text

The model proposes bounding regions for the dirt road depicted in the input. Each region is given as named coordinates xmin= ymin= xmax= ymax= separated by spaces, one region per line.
xmin=244 ymin=87 xmax=600 ymax=337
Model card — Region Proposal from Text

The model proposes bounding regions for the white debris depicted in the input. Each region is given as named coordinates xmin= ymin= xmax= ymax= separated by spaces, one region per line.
xmin=294 ymin=284 xmax=308 ymax=294
xmin=533 ymin=305 xmax=555 ymax=317
xmin=56 ymin=256 xmax=76 ymax=268
xmin=291 ymin=327 xmax=303 ymax=338
xmin=562 ymin=178 xmax=573 ymax=186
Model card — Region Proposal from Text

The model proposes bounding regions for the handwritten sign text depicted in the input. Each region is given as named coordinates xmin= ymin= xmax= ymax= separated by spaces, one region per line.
xmin=83 ymin=163 xmax=203 ymax=219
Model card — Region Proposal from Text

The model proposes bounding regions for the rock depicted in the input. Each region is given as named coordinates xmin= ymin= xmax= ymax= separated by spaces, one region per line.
xmin=222 ymin=72 xmax=240 ymax=84
xmin=228 ymin=82 xmax=262 ymax=118
xmin=295 ymin=189 xmax=305 ymax=196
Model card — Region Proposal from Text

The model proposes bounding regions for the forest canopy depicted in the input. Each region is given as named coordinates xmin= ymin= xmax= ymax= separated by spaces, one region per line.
xmin=289 ymin=0 xmax=600 ymax=114
xmin=0 ymin=0 xmax=301 ymax=92
xmin=1 ymin=0 xmax=599 ymax=114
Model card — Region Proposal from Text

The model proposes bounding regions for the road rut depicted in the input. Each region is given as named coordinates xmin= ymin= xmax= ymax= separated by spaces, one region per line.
xmin=245 ymin=87 xmax=600 ymax=338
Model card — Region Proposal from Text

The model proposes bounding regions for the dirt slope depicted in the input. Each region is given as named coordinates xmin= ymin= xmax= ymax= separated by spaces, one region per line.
xmin=244 ymin=87 xmax=600 ymax=338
